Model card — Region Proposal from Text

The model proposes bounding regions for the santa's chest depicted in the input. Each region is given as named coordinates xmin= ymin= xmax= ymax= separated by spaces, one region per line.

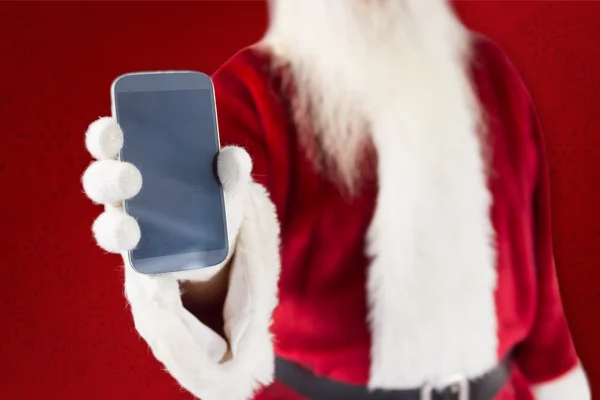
xmin=277 ymin=117 xmax=537 ymax=300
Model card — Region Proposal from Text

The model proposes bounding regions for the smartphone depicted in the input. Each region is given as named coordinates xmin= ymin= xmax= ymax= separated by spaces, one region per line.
xmin=111 ymin=71 xmax=228 ymax=275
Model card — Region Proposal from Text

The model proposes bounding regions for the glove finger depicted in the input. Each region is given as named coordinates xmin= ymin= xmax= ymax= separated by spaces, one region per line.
xmin=217 ymin=146 xmax=252 ymax=196
xmin=92 ymin=209 xmax=141 ymax=253
xmin=82 ymin=159 xmax=142 ymax=205
xmin=85 ymin=117 xmax=124 ymax=160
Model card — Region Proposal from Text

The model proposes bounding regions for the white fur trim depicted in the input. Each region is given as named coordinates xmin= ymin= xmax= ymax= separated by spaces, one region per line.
xmin=364 ymin=40 xmax=498 ymax=392
xmin=366 ymin=105 xmax=498 ymax=389
xmin=124 ymin=182 xmax=280 ymax=400
xmin=532 ymin=364 xmax=591 ymax=400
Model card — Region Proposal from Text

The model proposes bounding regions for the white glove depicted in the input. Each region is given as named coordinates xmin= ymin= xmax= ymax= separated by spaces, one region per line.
xmin=82 ymin=117 xmax=280 ymax=400
xmin=82 ymin=116 xmax=252 ymax=362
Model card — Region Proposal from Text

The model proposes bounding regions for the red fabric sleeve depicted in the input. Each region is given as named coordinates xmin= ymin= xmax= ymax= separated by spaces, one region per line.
xmin=212 ymin=49 xmax=271 ymax=189
xmin=211 ymin=47 xmax=292 ymax=222
xmin=512 ymin=96 xmax=580 ymax=384
xmin=475 ymin=36 xmax=581 ymax=383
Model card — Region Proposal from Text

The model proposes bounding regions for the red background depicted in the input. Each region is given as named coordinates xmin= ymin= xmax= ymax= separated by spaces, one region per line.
xmin=0 ymin=1 xmax=598 ymax=399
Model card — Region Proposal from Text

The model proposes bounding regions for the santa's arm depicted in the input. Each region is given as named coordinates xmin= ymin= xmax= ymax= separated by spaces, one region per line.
xmin=82 ymin=57 xmax=282 ymax=400
xmin=512 ymin=103 xmax=590 ymax=400
xmin=122 ymin=178 xmax=280 ymax=400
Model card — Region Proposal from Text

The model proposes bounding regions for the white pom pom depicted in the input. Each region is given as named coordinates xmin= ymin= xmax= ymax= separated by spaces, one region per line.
xmin=82 ymin=160 xmax=142 ymax=205
xmin=92 ymin=210 xmax=141 ymax=253
xmin=85 ymin=117 xmax=124 ymax=160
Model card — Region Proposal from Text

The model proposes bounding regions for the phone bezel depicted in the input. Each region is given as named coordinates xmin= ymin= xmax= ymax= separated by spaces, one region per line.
xmin=110 ymin=71 xmax=229 ymax=275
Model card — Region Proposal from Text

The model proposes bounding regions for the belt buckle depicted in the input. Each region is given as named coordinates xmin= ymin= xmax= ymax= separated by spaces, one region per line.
xmin=420 ymin=373 xmax=469 ymax=400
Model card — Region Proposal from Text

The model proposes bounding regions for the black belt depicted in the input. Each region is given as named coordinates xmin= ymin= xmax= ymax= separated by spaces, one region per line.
xmin=275 ymin=357 xmax=511 ymax=400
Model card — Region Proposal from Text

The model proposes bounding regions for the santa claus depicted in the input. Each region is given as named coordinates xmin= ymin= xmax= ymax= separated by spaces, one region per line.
xmin=81 ymin=0 xmax=591 ymax=399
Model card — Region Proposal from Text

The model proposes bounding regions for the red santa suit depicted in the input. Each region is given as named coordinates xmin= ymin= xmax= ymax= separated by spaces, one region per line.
xmin=207 ymin=39 xmax=588 ymax=399
xmin=82 ymin=1 xmax=590 ymax=400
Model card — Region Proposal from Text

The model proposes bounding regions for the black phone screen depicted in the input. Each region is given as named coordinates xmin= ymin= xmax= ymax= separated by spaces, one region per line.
xmin=116 ymin=89 xmax=227 ymax=264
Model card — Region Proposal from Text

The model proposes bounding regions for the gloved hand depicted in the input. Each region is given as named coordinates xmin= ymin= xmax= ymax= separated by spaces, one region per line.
xmin=81 ymin=116 xmax=259 ymax=369
xmin=82 ymin=115 xmax=280 ymax=400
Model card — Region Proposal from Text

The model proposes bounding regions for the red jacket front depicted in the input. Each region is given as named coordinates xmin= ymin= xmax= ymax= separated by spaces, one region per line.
xmin=196 ymin=36 xmax=586 ymax=399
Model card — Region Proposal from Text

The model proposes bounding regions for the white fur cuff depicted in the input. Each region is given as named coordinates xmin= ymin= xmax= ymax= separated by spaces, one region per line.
xmin=532 ymin=363 xmax=591 ymax=400
xmin=124 ymin=182 xmax=281 ymax=400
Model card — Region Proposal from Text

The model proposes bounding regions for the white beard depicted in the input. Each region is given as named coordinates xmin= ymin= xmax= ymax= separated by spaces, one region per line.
xmin=263 ymin=0 xmax=484 ymax=192
xmin=263 ymin=0 xmax=499 ymax=388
